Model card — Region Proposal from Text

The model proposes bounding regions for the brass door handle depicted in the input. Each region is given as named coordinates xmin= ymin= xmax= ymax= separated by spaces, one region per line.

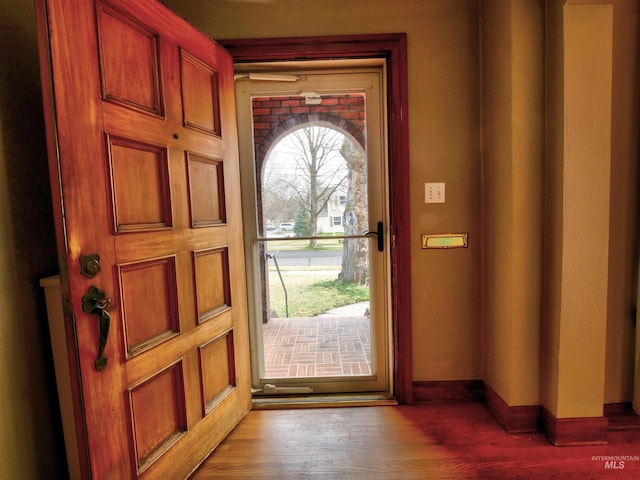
xmin=82 ymin=286 xmax=111 ymax=370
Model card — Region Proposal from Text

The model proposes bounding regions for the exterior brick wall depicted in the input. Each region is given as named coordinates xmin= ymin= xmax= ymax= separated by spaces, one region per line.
xmin=252 ymin=94 xmax=366 ymax=174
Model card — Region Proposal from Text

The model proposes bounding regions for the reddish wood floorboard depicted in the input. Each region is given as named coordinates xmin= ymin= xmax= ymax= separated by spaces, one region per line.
xmin=190 ymin=403 xmax=640 ymax=479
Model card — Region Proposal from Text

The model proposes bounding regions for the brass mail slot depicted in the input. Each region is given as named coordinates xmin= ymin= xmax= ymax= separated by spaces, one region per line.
xmin=422 ymin=233 xmax=468 ymax=249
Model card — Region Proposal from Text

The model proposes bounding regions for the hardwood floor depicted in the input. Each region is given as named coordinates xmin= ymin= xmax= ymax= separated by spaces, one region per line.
xmin=190 ymin=402 xmax=640 ymax=479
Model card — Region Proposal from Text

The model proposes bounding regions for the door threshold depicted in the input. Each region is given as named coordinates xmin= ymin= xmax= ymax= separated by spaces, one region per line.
xmin=251 ymin=393 xmax=397 ymax=410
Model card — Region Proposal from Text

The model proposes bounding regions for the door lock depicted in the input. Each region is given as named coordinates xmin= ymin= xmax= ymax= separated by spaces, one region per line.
xmin=80 ymin=254 xmax=101 ymax=278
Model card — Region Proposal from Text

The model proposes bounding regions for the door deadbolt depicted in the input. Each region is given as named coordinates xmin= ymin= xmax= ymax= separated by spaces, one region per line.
xmin=80 ymin=254 xmax=101 ymax=278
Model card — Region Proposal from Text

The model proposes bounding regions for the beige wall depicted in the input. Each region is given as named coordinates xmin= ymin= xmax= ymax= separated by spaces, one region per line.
xmin=606 ymin=0 xmax=640 ymax=404
xmin=481 ymin=0 xmax=544 ymax=406
xmin=0 ymin=0 xmax=66 ymax=478
xmin=559 ymin=2 xmax=613 ymax=418
xmin=542 ymin=0 xmax=639 ymax=417
xmin=541 ymin=0 xmax=565 ymax=419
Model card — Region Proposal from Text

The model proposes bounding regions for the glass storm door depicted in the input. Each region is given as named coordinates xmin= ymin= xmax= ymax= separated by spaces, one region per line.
xmin=236 ymin=66 xmax=392 ymax=397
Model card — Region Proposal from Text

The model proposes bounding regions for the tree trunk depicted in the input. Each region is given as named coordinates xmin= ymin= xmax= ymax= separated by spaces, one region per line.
xmin=338 ymin=142 xmax=368 ymax=284
xmin=308 ymin=138 xmax=319 ymax=247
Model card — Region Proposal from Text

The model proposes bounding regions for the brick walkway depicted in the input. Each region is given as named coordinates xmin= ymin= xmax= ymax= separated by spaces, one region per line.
xmin=262 ymin=315 xmax=371 ymax=378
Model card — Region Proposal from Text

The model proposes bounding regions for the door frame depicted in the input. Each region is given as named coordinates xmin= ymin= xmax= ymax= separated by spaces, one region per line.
xmin=219 ymin=34 xmax=413 ymax=404
xmin=237 ymin=69 xmax=391 ymax=395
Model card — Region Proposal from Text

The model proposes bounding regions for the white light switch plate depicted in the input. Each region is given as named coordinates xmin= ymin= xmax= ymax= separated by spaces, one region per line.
xmin=425 ymin=183 xmax=445 ymax=203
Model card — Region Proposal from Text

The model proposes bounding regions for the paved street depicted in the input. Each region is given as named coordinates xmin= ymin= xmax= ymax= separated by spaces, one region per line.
xmin=265 ymin=248 xmax=342 ymax=267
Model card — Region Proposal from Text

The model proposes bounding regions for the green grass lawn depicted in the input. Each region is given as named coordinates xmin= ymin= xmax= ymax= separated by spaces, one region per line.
xmin=268 ymin=271 xmax=369 ymax=318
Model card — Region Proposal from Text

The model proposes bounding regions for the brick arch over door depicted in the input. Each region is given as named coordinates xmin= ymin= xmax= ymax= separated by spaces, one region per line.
xmin=252 ymin=94 xmax=366 ymax=178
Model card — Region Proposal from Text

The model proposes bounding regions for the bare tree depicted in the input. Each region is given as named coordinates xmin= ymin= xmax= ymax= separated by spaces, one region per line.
xmin=284 ymin=126 xmax=347 ymax=247
xmin=337 ymin=140 xmax=369 ymax=284
xmin=261 ymin=170 xmax=298 ymax=232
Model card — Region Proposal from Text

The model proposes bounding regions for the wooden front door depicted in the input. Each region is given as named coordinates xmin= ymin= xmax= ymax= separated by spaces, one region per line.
xmin=36 ymin=0 xmax=251 ymax=478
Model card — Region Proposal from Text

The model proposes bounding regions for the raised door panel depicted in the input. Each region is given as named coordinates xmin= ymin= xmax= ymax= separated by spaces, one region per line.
xmin=180 ymin=50 xmax=221 ymax=136
xmin=187 ymin=153 xmax=227 ymax=227
xmin=96 ymin=2 xmax=163 ymax=116
xmin=194 ymin=247 xmax=231 ymax=323
xmin=127 ymin=361 xmax=187 ymax=475
xmin=199 ymin=332 xmax=236 ymax=415
xmin=117 ymin=256 xmax=180 ymax=357
xmin=106 ymin=135 xmax=173 ymax=232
